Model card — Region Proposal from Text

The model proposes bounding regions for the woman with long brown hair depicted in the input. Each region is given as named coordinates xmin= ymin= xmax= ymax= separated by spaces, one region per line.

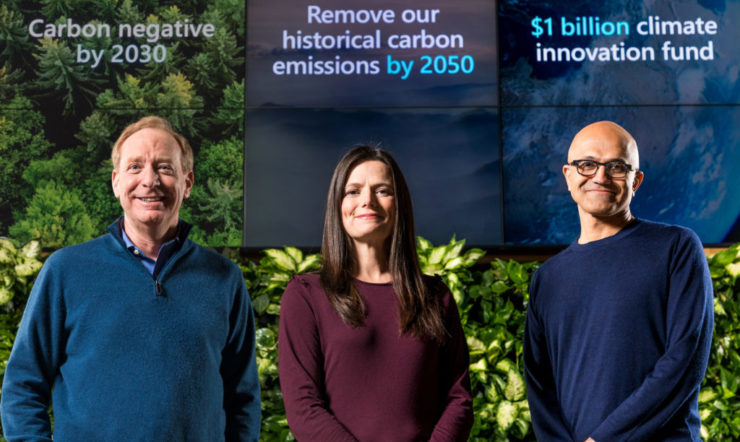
xmin=278 ymin=145 xmax=473 ymax=441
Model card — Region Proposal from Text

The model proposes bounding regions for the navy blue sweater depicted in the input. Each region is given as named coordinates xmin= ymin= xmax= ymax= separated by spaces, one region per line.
xmin=1 ymin=221 xmax=261 ymax=441
xmin=524 ymin=220 xmax=714 ymax=441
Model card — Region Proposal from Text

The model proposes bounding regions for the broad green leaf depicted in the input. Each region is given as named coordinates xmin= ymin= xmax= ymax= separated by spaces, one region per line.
xmin=720 ymin=367 xmax=738 ymax=394
xmin=495 ymin=358 xmax=517 ymax=374
xmin=0 ymin=287 xmax=13 ymax=305
xmin=0 ymin=238 xmax=17 ymax=254
xmin=252 ymin=294 xmax=270 ymax=315
xmin=416 ymin=236 xmax=432 ymax=252
xmin=444 ymin=240 xmax=465 ymax=262
xmin=444 ymin=256 xmax=464 ymax=270
xmin=491 ymin=281 xmax=509 ymax=294
xmin=284 ymin=246 xmax=303 ymax=264
xmin=512 ymin=416 xmax=530 ymax=438
xmin=708 ymin=245 xmax=739 ymax=267
xmin=0 ymin=248 xmax=12 ymax=264
xmin=428 ymin=246 xmax=447 ymax=265
xmin=466 ymin=336 xmax=485 ymax=355
xmin=20 ymin=240 xmax=41 ymax=259
xmin=14 ymin=257 xmax=42 ymax=277
xmin=470 ymin=358 xmax=488 ymax=373
xmin=496 ymin=401 xmax=518 ymax=431
xmin=504 ymin=371 xmax=526 ymax=401
xmin=485 ymin=385 xmax=500 ymax=403
xmin=485 ymin=339 xmax=502 ymax=362
xmin=714 ymin=298 xmax=726 ymax=316
xmin=266 ymin=303 xmax=281 ymax=315
xmin=463 ymin=248 xmax=485 ymax=266
xmin=296 ymin=254 xmax=321 ymax=273
xmin=269 ymin=273 xmax=291 ymax=283
xmin=700 ymin=424 xmax=709 ymax=441
xmin=491 ymin=373 xmax=506 ymax=392
xmin=699 ymin=408 xmax=712 ymax=420
xmin=264 ymin=249 xmax=296 ymax=272
xmin=727 ymin=262 xmax=740 ymax=278
xmin=255 ymin=327 xmax=276 ymax=348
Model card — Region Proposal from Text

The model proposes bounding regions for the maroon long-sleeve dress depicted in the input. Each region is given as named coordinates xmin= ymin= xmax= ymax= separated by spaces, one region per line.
xmin=278 ymin=273 xmax=473 ymax=442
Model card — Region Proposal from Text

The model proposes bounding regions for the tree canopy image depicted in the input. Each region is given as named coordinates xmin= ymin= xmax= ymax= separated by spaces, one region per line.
xmin=0 ymin=0 xmax=245 ymax=246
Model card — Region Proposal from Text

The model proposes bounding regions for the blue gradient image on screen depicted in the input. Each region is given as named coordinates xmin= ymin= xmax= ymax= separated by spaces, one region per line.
xmin=502 ymin=106 xmax=740 ymax=244
xmin=245 ymin=108 xmax=501 ymax=248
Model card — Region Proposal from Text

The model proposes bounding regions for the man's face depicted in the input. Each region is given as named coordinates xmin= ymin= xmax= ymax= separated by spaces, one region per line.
xmin=562 ymin=122 xmax=643 ymax=220
xmin=112 ymin=128 xmax=193 ymax=233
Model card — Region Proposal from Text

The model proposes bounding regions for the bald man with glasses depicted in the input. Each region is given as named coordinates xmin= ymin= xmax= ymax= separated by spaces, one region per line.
xmin=523 ymin=121 xmax=714 ymax=441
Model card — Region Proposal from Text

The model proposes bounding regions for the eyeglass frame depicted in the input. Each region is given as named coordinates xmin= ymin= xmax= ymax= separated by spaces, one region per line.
xmin=566 ymin=159 xmax=636 ymax=178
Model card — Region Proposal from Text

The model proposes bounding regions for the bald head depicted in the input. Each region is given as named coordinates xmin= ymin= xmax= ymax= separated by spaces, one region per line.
xmin=568 ymin=121 xmax=639 ymax=170
xmin=562 ymin=121 xmax=644 ymax=233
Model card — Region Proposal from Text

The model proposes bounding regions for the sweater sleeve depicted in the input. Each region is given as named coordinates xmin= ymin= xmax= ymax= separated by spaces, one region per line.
xmin=430 ymin=287 xmax=474 ymax=442
xmin=222 ymin=275 xmax=262 ymax=442
xmin=278 ymin=277 xmax=358 ymax=441
xmin=523 ymin=271 xmax=574 ymax=441
xmin=0 ymin=255 xmax=66 ymax=441
xmin=589 ymin=231 xmax=714 ymax=441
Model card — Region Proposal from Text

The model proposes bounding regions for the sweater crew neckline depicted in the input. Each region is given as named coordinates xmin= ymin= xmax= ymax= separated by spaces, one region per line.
xmin=569 ymin=218 xmax=642 ymax=252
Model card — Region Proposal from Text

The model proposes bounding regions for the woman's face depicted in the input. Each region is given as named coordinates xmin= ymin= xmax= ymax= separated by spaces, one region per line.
xmin=341 ymin=160 xmax=395 ymax=248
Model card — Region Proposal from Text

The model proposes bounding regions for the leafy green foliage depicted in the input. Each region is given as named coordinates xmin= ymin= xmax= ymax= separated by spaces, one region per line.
xmin=33 ymin=37 xmax=103 ymax=115
xmin=9 ymin=181 xmax=97 ymax=248
xmin=417 ymin=236 xmax=485 ymax=307
xmin=241 ymin=247 xmax=321 ymax=441
xmin=186 ymin=136 xmax=243 ymax=246
xmin=417 ymin=237 xmax=537 ymax=440
xmin=0 ymin=238 xmax=43 ymax=438
xmin=700 ymin=245 xmax=740 ymax=441
xmin=0 ymin=5 xmax=35 ymax=68
xmin=0 ymin=237 xmax=737 ymax=441
xmin=0 ymin=100 xmax=54 ymax=231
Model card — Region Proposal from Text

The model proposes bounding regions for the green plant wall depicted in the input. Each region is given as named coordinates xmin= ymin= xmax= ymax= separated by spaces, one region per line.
xmin=1 ymin=238 xmax=738 ymax=441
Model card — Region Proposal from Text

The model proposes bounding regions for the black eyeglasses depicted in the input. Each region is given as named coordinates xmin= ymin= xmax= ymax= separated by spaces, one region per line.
xmin=568 ymin=159 xmax=634 ymax=178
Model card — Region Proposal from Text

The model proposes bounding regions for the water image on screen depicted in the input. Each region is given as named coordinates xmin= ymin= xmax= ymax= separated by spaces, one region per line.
xmin=245 ymin=108 xmax=501 ymax=248
xmin=502 ymin=105 xmax=740 ymax=244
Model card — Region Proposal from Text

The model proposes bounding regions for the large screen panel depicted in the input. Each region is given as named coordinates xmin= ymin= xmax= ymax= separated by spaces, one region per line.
xmin=244 ymin=107 xmax=500 ymax=247
xmin=247 ymin=0 xmax=497 ymax=107
xmin=499 ymin=0 xmax=740 ymax=106
xmin=502 ymin=105 xmax=740 ymax=244
xmin=0 ymin=1 xmax=244 ymax=247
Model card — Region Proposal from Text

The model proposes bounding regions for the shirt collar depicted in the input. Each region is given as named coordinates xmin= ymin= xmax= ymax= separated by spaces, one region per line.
xmin=118 ymin=220 xmax=188 ymax=277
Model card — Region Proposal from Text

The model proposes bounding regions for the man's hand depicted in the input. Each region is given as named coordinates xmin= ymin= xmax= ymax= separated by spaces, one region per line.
xmin=585 ymin=438 xmax=595 ymax=442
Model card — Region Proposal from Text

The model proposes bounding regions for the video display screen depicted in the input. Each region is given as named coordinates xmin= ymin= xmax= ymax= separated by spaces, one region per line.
xmin=1 ymin=1 xmax=737 ymax=248
xmin=246 ymin=0 xmax=739 ymax=247
xmin=499 ymin=0 xmax=740 ymax=244
xmin=0 ymin=1 xmax=245 ymax=247
xmin=246 ymin=0 xmax=500 ymax=247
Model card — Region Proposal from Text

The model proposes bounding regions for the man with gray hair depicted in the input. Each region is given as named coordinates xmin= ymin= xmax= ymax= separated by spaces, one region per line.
xmin=524 ymin=121 xmax=714 ymax=441
xmin=1 ymin=116 xmax=261 ymax=441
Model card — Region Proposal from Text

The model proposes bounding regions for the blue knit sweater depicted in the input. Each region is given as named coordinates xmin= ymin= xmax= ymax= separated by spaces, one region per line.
xmin=524 ymin=219 xmax=714 ymax=441
xmin=1 ymin=220 xmax=261 ymax=441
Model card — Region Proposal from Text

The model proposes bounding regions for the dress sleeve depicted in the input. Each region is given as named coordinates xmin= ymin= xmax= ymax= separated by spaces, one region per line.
xmin=589 ymin=231 xmax=714 ymax=441
xmin=429 ymin=283 xmax=474 ymax=442
xmin=523 ymin=270 xmax=574 ymax=441
xmin=222 ymin=274 xmax=262 ymax=442
xmin=0 ymin=256 xmax=65 ymax=441
xmin=278 ymin=277 xmax=358 ymax=441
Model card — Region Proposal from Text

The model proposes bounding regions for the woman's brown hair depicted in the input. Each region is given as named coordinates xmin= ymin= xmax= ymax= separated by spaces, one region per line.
xmin=319 ymin=145 xmax=447 ymax=342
